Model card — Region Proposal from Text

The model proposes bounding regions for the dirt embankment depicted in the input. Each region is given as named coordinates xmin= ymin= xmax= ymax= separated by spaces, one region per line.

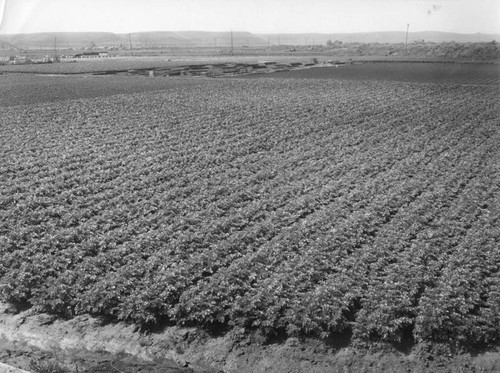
xmin=1 ymin=303 xmax=500 ymax=373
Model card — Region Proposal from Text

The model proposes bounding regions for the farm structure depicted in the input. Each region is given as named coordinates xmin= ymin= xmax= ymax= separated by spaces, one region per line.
xmin=73 ymin=51 xmax=110 ymax=58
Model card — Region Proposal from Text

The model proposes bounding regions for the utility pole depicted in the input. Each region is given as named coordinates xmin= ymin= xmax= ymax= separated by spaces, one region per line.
xmin=405 ymin=24 xmax=409 ymax=55
xmin=54 ymin=37 xmax=57 ymax=62
xmin=128 ymin=33 xmax=134 ymax=56
xmin=230 ymin=30 xmax=234 ymax=55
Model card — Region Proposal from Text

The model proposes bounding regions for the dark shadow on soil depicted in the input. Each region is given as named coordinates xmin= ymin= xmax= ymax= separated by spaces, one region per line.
xmin=5 ymin=300 xmax=32 ymax=314
xmin=203 ymin=321 xmax=232 ymax=338
xmin=390 ymin=326 xmax=415 ymax=355
xmin=322 ymin=329 xmax=353 ymax=352
xmin=262 ymin=328 xmax=289 ymax=346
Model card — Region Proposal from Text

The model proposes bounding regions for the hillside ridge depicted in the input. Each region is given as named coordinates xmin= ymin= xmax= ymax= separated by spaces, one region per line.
xmin=0 ymin=30 xmax=498 ymax=49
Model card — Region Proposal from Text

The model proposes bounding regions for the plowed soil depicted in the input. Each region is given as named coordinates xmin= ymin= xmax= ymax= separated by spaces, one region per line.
xmin=246 ymin=62 xmax=500 ymax=85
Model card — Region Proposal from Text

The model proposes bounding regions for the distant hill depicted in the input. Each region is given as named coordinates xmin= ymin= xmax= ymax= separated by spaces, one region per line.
xmin=126 ymin=31 xmax=267 ymax=48
xmin=0 ymin=39 xmax=19 ymax=51
xmin=0 ymin=31 xmax=498 ymax=50
xmin=0 ymin=31 xmax=268 ymax=50
xmin=0 ymin=32 xmax=127 ymax=50
xmin=409 ymin=31 xmax=500 ymax=43
xmin=259 ymin=31 xmax=500 ymax=45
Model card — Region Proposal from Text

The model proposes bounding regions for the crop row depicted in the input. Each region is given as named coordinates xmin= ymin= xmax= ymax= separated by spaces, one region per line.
xmin=1 ymin=78 xmax=499 ymax=347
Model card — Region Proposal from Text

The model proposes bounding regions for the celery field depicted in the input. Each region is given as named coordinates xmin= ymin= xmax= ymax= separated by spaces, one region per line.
xmin=1 ymin=76 xmax=499 ymax=348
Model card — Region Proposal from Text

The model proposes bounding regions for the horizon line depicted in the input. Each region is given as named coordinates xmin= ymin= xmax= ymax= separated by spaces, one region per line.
xmin=1 ymin=30 xmax=499 ymax=36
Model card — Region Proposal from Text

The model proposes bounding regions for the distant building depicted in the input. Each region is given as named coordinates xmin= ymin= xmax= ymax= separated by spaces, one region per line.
xmin=74 ymin=51 xmax=109 ymax=58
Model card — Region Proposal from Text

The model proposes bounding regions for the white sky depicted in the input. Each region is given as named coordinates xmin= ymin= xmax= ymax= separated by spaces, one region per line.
xmin=0 ymin=0 xmax=499 ymax=35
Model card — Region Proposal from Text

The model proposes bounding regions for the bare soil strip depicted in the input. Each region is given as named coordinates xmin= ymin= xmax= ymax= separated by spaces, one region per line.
xmin=2 ymin=303 xmax=500 ymax=373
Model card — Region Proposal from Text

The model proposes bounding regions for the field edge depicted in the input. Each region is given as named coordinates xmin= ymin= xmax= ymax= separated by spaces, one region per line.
xmin=1 ymin=302 xmax=500 ymax=373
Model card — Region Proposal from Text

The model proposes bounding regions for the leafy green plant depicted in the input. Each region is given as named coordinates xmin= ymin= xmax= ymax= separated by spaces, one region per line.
xmin=1 ymin=77 xmax=498 ymax=349
xmin=29 ymin=358 xmax=70 ymax=373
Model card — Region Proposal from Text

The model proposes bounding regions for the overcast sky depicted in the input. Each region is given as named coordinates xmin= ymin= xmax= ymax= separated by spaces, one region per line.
xmin=0 ymin=0 xmax=499 ymax=35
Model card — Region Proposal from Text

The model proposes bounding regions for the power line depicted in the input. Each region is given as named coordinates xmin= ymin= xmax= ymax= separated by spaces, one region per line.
xmin=230 ymin=30 xmax=233 ymax=55
xmin=405 ymin=24 xmax=410 ymax=54
xmin=128 ymin=33 xmax=134 ymax=56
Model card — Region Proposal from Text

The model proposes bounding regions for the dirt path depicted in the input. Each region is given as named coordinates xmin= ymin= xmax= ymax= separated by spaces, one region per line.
xmin=0 ymin=338 xmax=202 ymax=373
xmin=0 ymin=303 xmax=217 ymax=373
